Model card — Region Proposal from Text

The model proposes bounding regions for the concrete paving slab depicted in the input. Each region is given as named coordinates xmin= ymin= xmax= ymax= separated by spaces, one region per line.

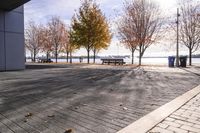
xmin=117 ymin=85 xmax=200 ymax=133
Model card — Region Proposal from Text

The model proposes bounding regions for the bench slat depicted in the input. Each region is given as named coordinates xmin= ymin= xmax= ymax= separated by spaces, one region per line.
xmin=101 ymin=59 xmax=125 ymax=65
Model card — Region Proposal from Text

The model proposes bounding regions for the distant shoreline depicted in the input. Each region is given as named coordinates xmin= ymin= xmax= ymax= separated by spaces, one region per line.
xmin=26 ymin=55 xmax=200 ymax=60
xmin=142 ymin=56 xmax=200 ymax=58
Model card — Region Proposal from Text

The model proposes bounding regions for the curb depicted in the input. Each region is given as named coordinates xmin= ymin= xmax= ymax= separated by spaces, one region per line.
xmin=117 ymin=85 xmax=200 ymax=133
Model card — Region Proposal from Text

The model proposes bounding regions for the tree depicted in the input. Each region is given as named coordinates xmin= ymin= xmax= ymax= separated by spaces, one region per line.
xmin=71 ymin=0 xmax=112 ymax=64
xmin=68 ymin=25 xmax=81 ymax=63
xmin=25 ymin=21 xmax=43 ymax=62
xmin=40 ymin=26 xmax=53 ymax=60
xmin=90 ymin=3 xmax=112 ymax=63
xmin=61 ymin=26 xmax=71 ymax=63
xmin=117 ymin=12 xmax=138 ymax=64
xmin=119 ymin=0 xmax=163 ymax=65
xmin=48 ymin=16 xmax=65 ymax=63
xmin=179 ymin=0 xmax=200 ymax=65
xmin=61 ymin=26 xmax=79 ymax=63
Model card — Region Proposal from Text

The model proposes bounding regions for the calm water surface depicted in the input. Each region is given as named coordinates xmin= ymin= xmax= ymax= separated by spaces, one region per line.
xmin=43 ymin=57 xmax=200 ymax=65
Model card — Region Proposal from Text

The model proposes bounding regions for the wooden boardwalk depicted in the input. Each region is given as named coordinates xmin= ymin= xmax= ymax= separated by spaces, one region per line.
xmin=0 ymin=65 xmax=199 ymax=133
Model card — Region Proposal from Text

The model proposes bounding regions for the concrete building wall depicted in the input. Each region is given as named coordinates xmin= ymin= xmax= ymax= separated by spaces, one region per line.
xmin=0 ymin=6 xmax=25 ymax=71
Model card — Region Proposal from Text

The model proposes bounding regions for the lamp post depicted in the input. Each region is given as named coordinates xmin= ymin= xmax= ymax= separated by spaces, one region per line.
xmin=176 ymin=8 xmax=181 ymax=67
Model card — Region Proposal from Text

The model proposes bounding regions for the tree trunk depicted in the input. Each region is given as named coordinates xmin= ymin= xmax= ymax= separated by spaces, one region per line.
xmin=189 ymin=46 xmax=192 ymax=66
xmin=46 ymin=52 xmax=49 ymax=60
xmin=33 ymin=54 xmax=36 ymax=62
xmin=31 ymin=52 xmax=33 ymax=62
xmin=139 ymin=46 xmax=142 ymax=66
xmin=87 ymin=49 xmax=90 ymax=64
xmin=66 ymin=51 xmax=69 ymax=63
xmin=24 ymin=50 xmax=26 ymax=63
xmin=70 ymin=51 xmax=72 ymax=64
xmin=55 ymin=43 xmax=58 ymax=63
xmin=93 ymin=49 xmax=96 ymax=64
xmin=33 ymin=49 xmax=36 ymax=62
xmin=131 ymin=48 xmax=134 ymax=64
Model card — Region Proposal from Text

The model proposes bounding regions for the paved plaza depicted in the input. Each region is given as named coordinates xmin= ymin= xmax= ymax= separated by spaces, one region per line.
xmin=149 ymin=90 xmax=200 ymax=133
xmin=0 ymin=64 xmax=200 ymax=133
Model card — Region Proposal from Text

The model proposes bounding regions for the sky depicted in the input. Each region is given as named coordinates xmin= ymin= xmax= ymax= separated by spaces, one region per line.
xmin=24 ymin=0 xmax=196 ymax=57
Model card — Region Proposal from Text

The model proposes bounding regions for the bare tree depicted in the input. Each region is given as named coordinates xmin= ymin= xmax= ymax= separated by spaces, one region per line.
xmin=179 ymin=0 xmax=200 ymax=65
xmin=117 ymin=14 xmax=137 ymax=64
xmin=40 ymin=26 xmax=53 ymax=60
xmin=119 ymin=0 xmax=163 ymax=65
xmin=48 ymin=16 xmax=65 ymax=63
xmin=25 ymin=21 xmax=42 ymax=62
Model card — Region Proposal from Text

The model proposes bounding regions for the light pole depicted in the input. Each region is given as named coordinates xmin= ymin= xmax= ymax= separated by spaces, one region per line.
xmin=176 ymin=8 xmax=180 ymax=67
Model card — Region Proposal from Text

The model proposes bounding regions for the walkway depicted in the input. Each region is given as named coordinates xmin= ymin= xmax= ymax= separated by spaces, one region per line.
xmin=149 ymin=91 xmax=200 ymax=133
xmin=0 ymin=64 xmax=200 ymax=133
xmin=117 ymin=84 xmax=200 ymax=133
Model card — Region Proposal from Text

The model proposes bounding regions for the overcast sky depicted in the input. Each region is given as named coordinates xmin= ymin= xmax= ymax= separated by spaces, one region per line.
xmin=24 ymin=0 xmax=177 ymax=24
xmin=24 ymin=0 xmax=196 ymax=57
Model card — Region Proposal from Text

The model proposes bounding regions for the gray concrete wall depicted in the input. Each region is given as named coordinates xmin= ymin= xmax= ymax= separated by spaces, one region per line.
xmin=0 ymin=6 xmax=25 ymax=71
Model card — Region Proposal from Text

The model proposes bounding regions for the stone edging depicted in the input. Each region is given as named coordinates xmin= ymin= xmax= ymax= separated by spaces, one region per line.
xmin=117 ymin=85 xmax=200 ymax=133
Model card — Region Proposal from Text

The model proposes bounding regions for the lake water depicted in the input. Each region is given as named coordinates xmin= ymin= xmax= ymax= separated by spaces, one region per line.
xmin=28 ymin=57 xmax=200 ymax=65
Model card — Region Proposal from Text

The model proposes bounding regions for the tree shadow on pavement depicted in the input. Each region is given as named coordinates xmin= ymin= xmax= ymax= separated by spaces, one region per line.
xmin=179 ymin=67 xmax=200 ymax=77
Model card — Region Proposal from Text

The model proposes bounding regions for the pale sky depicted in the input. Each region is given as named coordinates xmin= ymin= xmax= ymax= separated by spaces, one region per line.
xmin=24 ymin=0 xmax=177 ymax=24
xmin=24 ymin=0 xmax=198 ymax=57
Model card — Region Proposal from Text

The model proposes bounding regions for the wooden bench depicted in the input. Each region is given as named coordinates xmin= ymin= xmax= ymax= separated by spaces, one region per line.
xmin=101 ymin=58 xmax=126 ymax=65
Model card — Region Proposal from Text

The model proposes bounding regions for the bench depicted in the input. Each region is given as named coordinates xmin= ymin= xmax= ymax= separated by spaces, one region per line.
xmin=101 ymin=58 xmax=126 ymax=65
xmin=38 ymin=59 xmax=53 ymax=63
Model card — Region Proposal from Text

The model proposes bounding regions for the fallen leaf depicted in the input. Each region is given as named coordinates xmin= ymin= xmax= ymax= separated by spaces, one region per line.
xmin=64 ymin=128 xmax=73 ymax=133
xmin=23 ymin=119 xmax=28 ymax=122
xmin=123 ymin=107 xmax=128 ymax=110
xmin=48 ymin=114 xmax=55 ymax=117
xmin=25 ymin=113 xmax=33 ymax=117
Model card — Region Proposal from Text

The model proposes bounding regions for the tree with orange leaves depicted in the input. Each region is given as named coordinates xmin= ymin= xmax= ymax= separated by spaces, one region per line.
xmin=40 ymin=26 xmax=53 ymax=60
